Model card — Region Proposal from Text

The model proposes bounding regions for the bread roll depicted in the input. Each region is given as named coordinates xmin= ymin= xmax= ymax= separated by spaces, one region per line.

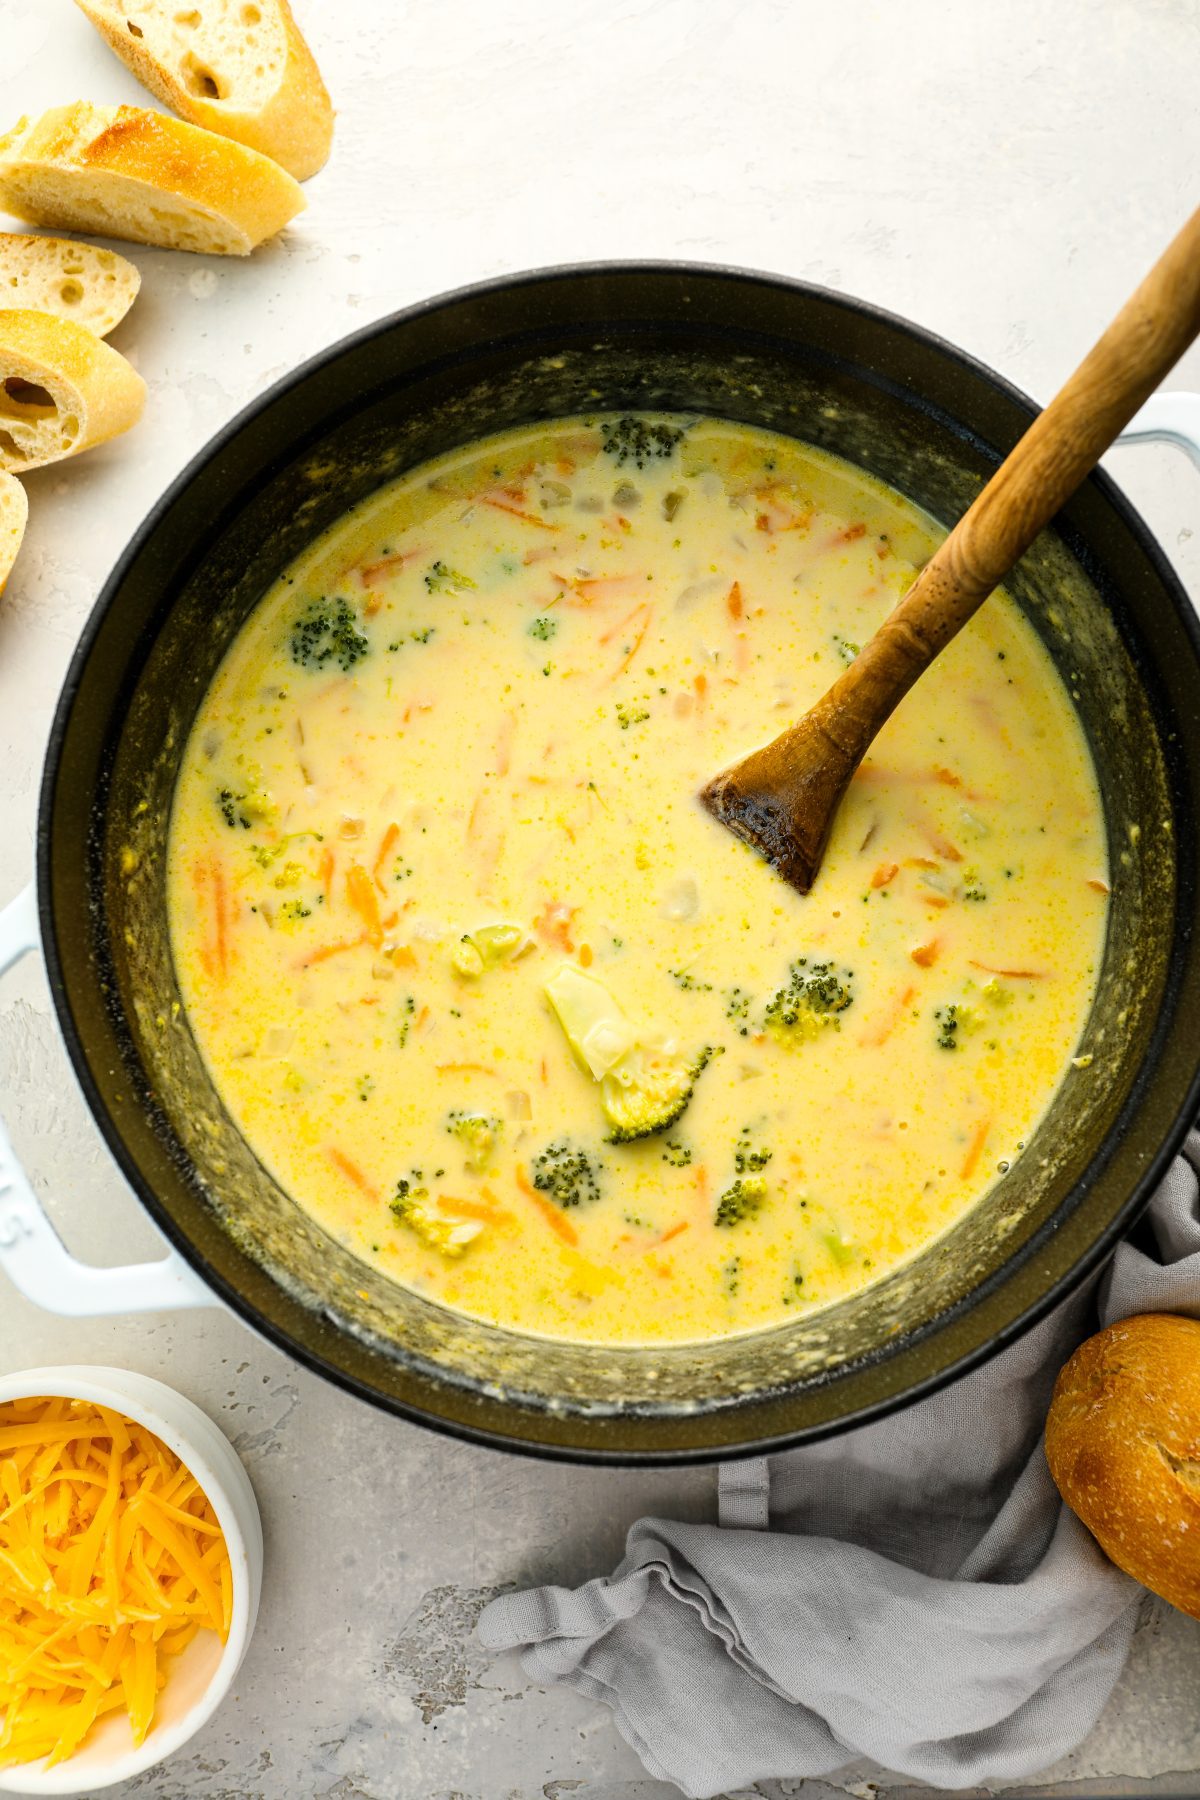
xmin=1046 ymin=1313 xmax=1200 ymax=1618
xmin=0 ymin=232 xmax=140 ymax=337
xmin=72 ymin=0 xmax=333 ymax=181
xmin=0 ymin=470 xmax=27 ymax=592
xmin=0 ymin=104 xmax=305 ymax=257
xmin=0 ymin=309 xmax=145 ymax=473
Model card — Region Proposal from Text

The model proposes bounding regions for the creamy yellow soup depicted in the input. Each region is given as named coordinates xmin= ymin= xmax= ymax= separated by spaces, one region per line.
xmin=167 ymin=416 xmax=1107 ymax=1346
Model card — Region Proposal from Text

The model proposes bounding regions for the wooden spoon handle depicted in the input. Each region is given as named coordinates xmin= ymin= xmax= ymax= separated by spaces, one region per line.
xmin=811 ymin=203 xmax=1200 ymax=760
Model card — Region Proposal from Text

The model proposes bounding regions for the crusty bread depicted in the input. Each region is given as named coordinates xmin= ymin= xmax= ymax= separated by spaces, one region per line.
xmin=0 ymin=232 xmax=140 ymax=336
xmin=0 ymin=104 xmax=305 ymax=256
xmin=0 ymin=309 xmax=145 ymax=473
xmin=72 ymin=0 xmax=333 ymax=181
xmin=1046 ymin=1313 xmax=1200 ymax=1619
xmin=0 ymin=470 xmax=27 ymax=592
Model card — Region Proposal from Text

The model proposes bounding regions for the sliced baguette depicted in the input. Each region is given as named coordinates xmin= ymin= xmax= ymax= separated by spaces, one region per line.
xmin=0 ymin=232 xmax=140 ymax=336
xmin=0 ymin=309 xmax=145 ymax=473
xmin=0 ymin=470 xmax=27 ymax=593
xmin=72 ymin=0 xmax=333 ymax=182
xmin=0 ymin=104 xmax=305 ymax=256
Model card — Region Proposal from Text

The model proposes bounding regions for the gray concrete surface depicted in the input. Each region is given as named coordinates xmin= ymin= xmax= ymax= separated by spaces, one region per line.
xmin=2 ymin=0 xmax=1199 ymax=1794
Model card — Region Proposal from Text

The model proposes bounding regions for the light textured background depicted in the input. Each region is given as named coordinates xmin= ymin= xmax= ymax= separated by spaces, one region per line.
xmin=2 ymin=1 xmax=1200 ymax=1795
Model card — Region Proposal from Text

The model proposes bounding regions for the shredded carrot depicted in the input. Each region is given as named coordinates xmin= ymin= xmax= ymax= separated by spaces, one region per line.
xmin=327 ymin=1147 xmax=378 ymax=1200
xmin=919 ymin=826 xmax=964 ymax=863
xmin=693 ymin=1165 xmax=709 ymax=1205
xmin=840 ymin=521 xmax=867 ymax=542
xmin=553 ymin=571 xmax=642 ymax=603
xmin=318 ymin=846 xmax=336 ymax=903
xmin=299 ymin=935 xmax=363 ymax=969
xmin=970 ymin=960 xmax=1048 ymax=979
xmin=359 ymin=545 xmax=428 ymax=586
xmin=656 ymin=1221 xmax=689 ymax=1247
xmin=534 ymin=898 xmax=577 ymax=952
xmin=694 ymin=672 xmax=708 ymax=704
xmin=363 ymin=593 xmax=384 ymax=617
xmin=910 ymin=939 xmax=941 ymax=968
xmin=726 ymin=580 xmax=744 ymax=620
xmin=920 ymin=892 xmax=951 ymax=910
xmin=1087 ymin=878 xmax=1111 ymax=895
xmin=870 ymin=862 xmax=899 ymax=890
xmin=193 ymin=858 xmax=231 ymax=982
xmin=960 ymin=1116 xmax=992 ymax=1181
xmin=603 ymin=604 xmax=653 ymax=681
xmin=492 ymin=712 xmax=516 ymax=777
xmin=579 ymin=943 xmax=593 ymax=967
xmin=389 ymin=943 xmax=419 ymax=970
xmin=904 ymin=855 xmax=940 ymax=870
xmin=599 ymin=601 xmax=651 ymax=647
xmin=932 ymin=766 xmax=963 ymax=788
xmin=479 ymin=494 xmax=559 ymax=530
xmin=345 ymin=863 xmax=384 ymax=948
xmin=371 ymin=823 xmax=400 ymax=893
xmin=515 ymin=1164 xmax=579 ymax=1245
xmin=434 ymin=1061 xmax=497 ymax=1075
xmin=859 ymin=984 xmax=918 ymax=1048
xmin=436 ymin=1195 xmax=515 ymax=1228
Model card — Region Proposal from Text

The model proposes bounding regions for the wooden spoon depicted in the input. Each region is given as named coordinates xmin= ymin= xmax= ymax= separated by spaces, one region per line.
xmin=701 ymin=204 xmax=1200 ymax=894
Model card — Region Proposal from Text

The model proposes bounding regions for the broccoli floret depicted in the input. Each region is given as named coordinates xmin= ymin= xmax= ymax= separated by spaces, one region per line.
xmin=734 ymin=1130 xmax=772 ymax=1175
xmin=424 ymin=560 xmax=476 ymax=594
xmin=833 ymin=633 xmax=860 ymax=667
xmin=451 ymin=922 xmax=530 ymax=979
xmin=670 ymin=967 xmax=712 ymax=992
xmin=544 ymin=964 xmax=715 ymax=1141
xmin=615 ymin=701 xmax=650 ymax=730
xmin=763 ymin=958 xmax=854 ymax=1046
xmin=935 ymin=1005 xmax=961 ymax=1050
xmin=715 ymin=1175 xmax=767 ymax=1228
xmin=288 ymin=597 xmax=369 ymax=672
xmin=603 ymin=1044 xmax=715 ymax=1144
xmin=661 ymin=1138 xmax=692 ymax=1167
xmin=446 ymin=1111 xmax=502 ymax=1172
xmin=600 ymin=416 xmax=686 ymax=469
xmin=527 ymin=614 xmax=557 ymax=641
xmin=218 ymin=786 xmax=251 ymax=829
xmin=217 ymin=774 xmax=277 ymax=831
xmin=532 ymin=1141 xmax=602 ymax=1209
xmin=390 ymin=1176 xmax=483 ymax=1257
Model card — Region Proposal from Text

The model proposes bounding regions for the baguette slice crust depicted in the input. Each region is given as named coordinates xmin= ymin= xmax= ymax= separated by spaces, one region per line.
xmin=0 ymin=231 xmax=140 ymax=336
xmin=0 ymin=469 xmax=27 ymax=592
xmin=72 ymin=0 xmax=333 ymax=181
xmin=1046 ymin=1313 xmax=1200 ymax=1620
xmin=0 ymin=309 xmax=146 ymax=473
xmin=0 ymin=104 xmax=305 ymax=256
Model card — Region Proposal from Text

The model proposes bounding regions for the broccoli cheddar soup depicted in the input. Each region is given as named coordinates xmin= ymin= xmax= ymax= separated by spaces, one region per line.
xmin=167 ymin=416 xmax=1107 ymax=1346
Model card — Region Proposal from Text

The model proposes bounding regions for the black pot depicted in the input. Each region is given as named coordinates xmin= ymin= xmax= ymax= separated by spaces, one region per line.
xmin=32 ymin=263 xmax=1200 ymax=1461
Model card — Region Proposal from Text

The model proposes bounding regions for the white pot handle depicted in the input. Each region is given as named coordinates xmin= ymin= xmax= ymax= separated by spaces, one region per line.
xmin=1115 ymin=391 xmax=1200 ymax=468
xmin=0 ymin=882 xmax=215 ymax=1315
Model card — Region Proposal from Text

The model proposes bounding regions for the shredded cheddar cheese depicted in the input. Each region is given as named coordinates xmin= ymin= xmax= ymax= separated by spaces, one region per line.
xmin=0 ymin=1395 xmax=231 ymax=1769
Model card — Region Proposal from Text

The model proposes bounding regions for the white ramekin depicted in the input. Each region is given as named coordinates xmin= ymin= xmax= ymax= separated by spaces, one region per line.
xmin=0 ymin=1366 xmax=263 ymax=1796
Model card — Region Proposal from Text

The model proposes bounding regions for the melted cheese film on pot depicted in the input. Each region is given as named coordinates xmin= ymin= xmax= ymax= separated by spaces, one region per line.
xmin=167 ymin=417 xmax=1107 ymax=1345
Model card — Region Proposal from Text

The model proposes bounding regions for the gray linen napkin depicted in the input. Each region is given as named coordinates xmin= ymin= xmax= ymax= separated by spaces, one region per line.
xmin=479 ymin=1132 xmax=1200 ymax=1797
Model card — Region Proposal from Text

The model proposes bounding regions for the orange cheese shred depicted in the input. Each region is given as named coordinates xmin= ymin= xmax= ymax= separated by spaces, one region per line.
xmin=0 ymin=1396 xmax=231 ymax=1771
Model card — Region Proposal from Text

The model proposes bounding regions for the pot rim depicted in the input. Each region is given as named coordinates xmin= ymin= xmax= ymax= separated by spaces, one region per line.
xmin=36 ymin=258 xmax=1200 ymax=1463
